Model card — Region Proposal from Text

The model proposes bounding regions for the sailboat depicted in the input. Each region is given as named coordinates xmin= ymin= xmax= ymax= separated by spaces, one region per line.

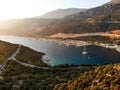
xmin=82 ymin=46 xmax=88 ymax=55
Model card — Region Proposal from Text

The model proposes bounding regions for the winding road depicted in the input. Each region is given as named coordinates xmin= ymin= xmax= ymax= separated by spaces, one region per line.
xmin=0 ymin=45 xmax=21 ymax=74
xmin=0 ymin=44 xmax=97 ymax=74
xmin=0 ymin=45 xmax=50 ymax=74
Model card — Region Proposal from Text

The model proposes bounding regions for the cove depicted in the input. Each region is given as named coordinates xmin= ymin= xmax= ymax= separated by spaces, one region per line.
xmin=0 ymin=35 xmax=120 ymax=66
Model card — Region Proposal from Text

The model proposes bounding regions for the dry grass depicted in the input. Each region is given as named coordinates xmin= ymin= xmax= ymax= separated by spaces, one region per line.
xmin=111 ymin=30 xmax=120 ymax=35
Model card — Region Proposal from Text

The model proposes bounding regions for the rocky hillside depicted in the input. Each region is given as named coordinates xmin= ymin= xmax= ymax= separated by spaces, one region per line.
xmin=0 ymin=1 xmax=119 ymax=37
xmin=53 ymin=64 xmax=120 ymax=90
xmin=38 ymin=1 xmax=120 ymax=36
xmin=0 ymin=8 xmax=85 ymax=36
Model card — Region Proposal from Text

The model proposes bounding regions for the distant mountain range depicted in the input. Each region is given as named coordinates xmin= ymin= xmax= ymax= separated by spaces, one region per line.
xmin=0 ymin=0 xmax=119 ymax=37
xmin=0 ymin=18 xmax=58 ymax=36
xmin=38 ymin=1 xmax=120 ymax=36
xmin=0 ymin=8 xmax=85 ymax=36
xmin=39 ymin=8 xmax=86 ymax=19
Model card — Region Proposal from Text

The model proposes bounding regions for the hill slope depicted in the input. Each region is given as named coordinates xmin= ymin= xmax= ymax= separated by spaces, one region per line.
xmin=39 ymin=8 xmax=85 ymax=19
xmin=0 ymin=8 xmax=85 ymax=36
xmin=0 ymin=18 xmax=58 ymax=36
xmin=39 ymin=2 xmax=120 ymax=36
xmin=53 ymin=64 xmax=120 ymax=90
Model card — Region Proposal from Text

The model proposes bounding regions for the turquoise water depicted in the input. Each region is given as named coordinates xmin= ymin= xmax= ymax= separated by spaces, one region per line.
xmin=0 ymin=35 xmax=120 ymax=66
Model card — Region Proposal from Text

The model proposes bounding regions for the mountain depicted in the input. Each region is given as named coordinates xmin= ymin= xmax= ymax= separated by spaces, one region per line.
xmin=39 ymin=8 xmax=86 ymax=19
xmin=112 ymin=0 xmax=120 ymax=3
xmin=0 ymin=8 xmax=85 ymax=36
xmin=106 ymin=0 xmax=120 ymax=4
xmin=38 ymin=1 xmax=120 ymax=36
xmin=0 ymin=1 xmax=119 ymax=37
xmin=0 ymin=18 xmax=58 ymax=36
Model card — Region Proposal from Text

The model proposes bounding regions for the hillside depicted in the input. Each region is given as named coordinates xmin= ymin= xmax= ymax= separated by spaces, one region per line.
xmin=39 ymin=8 xmax=85 ymax=19
xmin=0 ymin=58 xmax=120 ymax=89
xmin=38 ymin=2 xmax=120 ymax=36
xmin=0 ymin=40 xmax=48 ymax=66
xmin=0 ymin=41 xmax=120 ymax=90
xmin=0 ymin=41 xmax=18 ymax=64
xmin=0 ymin=18 xmax=58 ymax=36
xmin=53 ymin=64 xmax=120 ymax=90
xmin=0 ymin=8 xmax=85 ymax=36
xmin=0 ymin=1 xmax=119 ymax=37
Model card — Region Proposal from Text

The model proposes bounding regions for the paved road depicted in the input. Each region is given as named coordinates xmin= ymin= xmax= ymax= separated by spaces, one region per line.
xmin=0 ymin=45 xmax=21 ymax=74
xmin=16 ymin=60 xmax=50 ymax=69
xmin=0 ymin=45 xmax=50 ymax=74
xmin=8 ymin=45 xmax=21 ymax=60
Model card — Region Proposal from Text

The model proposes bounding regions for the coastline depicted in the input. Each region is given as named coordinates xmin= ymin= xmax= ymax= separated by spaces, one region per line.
xmin=9 ymin=34 xmax=120 ymax=53
xmin=0 ymin=34 xmax=120 ymax=53
xmin=44 ymin=39 xmax=120 ymax=54
xmin=44 ymin=38 xmax=120 ymax=53
xmin=95 ymin=43 xmax=120 ymax=53
xmin=0 ymin=35 xmax=120 ymax=66
xmin=116 ymin=47 xmax=120 ymax=53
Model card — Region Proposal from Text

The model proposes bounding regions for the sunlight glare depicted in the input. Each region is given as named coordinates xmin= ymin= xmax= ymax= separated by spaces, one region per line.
xmin=0 ymin=0 xmax=42 ymax=20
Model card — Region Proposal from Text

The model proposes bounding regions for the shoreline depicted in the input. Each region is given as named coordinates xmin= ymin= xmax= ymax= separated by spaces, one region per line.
xmin=44 ymin=38 xmax=120 ymax=53
xmin=0 ymin=35 xmax=120 ymax=53
xmin=95 ymin=43 xmax=120 ymax=53
xmin=0 ymin=35 xmax=120 ymax=66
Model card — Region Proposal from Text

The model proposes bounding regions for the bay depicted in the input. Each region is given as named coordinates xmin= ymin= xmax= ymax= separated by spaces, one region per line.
xmin=0 ymin=35 xmax=120 ymax=66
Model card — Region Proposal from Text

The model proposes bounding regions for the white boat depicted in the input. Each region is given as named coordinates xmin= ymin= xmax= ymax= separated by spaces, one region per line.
xmin=82 ymin=46 xmax=88 ymax=55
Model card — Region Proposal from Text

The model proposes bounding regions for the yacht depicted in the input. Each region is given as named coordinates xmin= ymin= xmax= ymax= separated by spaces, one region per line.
xmin=82 ymin=46 xmax=88 ymax=55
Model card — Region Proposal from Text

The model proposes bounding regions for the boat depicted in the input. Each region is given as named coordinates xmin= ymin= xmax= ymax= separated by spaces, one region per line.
xmin=82 ymin=46 xmax=88 ymax=55
xmin=88 ymin=56 xmax=91 ymax=59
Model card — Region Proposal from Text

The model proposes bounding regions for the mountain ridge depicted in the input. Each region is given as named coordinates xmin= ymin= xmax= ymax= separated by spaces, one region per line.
xmin=0 ymin=1 xmax=119 ymax=37
xmin=39 ymin=8 xmax=86 ymax=19
xmin=0 ymin=8 xmax=85 ymax=36
xmin=37 ymin=2 xmax=120 ymax=36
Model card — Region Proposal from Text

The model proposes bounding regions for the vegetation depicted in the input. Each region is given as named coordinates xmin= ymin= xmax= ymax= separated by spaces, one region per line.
xmin=0 ymin=60 xmax=94 ymax=90
xmin=0 ymin=40 xmax=18 ymax=64
xmin=0 ymin=60 xmax=120 ymax=90
xmin=71 ymin=36 xmax=120 ymax=45
xmin=54 ymin=64 xmax=97 ymax=68
xmin=54 ymin=35 xmax=120 ymax=45
xmin=0 ymin=40 xmax=120 ymax=90
xmin=16 ymin=46 xmax=48 ymax=67
xmin=53 ymin=64 xmax=120 ymax=90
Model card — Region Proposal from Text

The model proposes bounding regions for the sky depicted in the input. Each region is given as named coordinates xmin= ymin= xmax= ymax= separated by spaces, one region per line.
xmin=0 ymin=0 xmax=111 ymax=20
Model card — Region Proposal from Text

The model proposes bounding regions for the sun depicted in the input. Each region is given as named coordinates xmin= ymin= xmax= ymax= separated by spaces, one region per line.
xmin=0 ymin=0 xmax=22 ymax=20
xmin=0 ymin=0 xmax=40 ymax=20
xmin=0 ymin=0 xmax=55 ymax=21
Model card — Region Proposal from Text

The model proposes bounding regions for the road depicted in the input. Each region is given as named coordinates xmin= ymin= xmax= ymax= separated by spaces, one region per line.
xmin=0 ymin=44 xmax=96 ymax=74
xmin=16 ymin=60 xmax=50 ymax=69
xmin=0 ymin=45 xmax=50 ymax=74
xmin=0 ymin=45 xmax=21 ymax=74
xmin=8 ymin=45 xmax=21 ymax=60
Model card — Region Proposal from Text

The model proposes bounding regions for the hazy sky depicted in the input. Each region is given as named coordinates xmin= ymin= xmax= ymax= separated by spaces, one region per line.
xmin=0 ymin=0 xmax=111 ymax=20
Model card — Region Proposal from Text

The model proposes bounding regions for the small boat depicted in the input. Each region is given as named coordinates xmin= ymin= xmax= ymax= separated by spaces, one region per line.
xmin=88 ymin=56 xmax=91 ymax=59
xmin=82 ymin=46 xmax=88 ymax=55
